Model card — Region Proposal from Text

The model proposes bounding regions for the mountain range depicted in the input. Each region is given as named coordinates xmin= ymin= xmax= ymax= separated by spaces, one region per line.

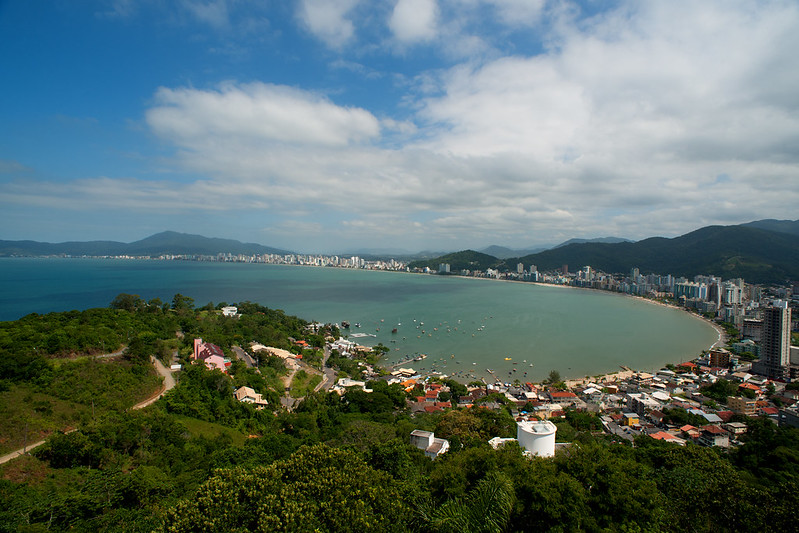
xmin=478 ymin=237 xmax=632 ymax=259
xmin=2 ymin=220 xmax=798 ymax=284
xmin=409 ymin=220 xmax=799 ymax=284
xmin=0 ymin=231 xmax=290 ymax=258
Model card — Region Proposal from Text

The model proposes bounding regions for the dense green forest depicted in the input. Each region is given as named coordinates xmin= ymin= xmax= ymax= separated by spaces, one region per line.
xmin=412 ymin=224 xmax=799 ymax=283
xmin=1 ymin=297 xmax=798 ymax=532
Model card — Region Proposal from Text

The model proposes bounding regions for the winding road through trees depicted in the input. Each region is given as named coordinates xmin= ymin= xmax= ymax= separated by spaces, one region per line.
xmin=0 ymin=355 xmax=176 ymax=465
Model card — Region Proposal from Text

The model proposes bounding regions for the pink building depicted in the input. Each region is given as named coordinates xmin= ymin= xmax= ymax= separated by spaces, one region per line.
xmin=193 ymin=338 xmax=230 ymax=373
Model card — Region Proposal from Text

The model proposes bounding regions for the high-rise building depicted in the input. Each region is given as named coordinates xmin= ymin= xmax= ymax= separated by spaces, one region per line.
xmin=758 ymin=300 xmax=791 ymax=379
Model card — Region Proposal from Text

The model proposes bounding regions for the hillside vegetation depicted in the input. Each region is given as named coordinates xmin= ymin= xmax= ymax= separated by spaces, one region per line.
xmin=0 ymin=299 xmax=798 ymax=531
xmin=414 ymin=223 xmax=799 ymax=283
xmin=512 ymin=225 xmax=799 ymax=282
xmin=408 ymin=250 xmax=503 ymax=272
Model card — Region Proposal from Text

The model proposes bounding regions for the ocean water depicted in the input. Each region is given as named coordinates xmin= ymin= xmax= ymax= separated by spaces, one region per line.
xmin=0 ymin=258 xmax=718 ymax=382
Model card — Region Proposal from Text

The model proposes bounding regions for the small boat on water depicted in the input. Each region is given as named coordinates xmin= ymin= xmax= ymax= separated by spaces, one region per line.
xmin=504 ymin=357 xmax=512 ymax=361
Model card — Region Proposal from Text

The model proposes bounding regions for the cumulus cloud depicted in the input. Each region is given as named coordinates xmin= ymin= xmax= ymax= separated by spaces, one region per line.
xmin=146 ymin=82 xmax=380 ymax=148
xmin=106 ymin=1 xmax=799 ymax=247
xmin=10 ymin=1 xmax=798 ymax=251
xmin=389 ymin=0 xmax=439 ymax=44
xmin=298 ymin=0 xmax=360 ymax=48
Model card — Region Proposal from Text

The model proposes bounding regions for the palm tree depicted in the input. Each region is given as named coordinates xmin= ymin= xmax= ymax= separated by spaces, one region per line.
xmin=413 ymin=471 xmax=515 ymax=532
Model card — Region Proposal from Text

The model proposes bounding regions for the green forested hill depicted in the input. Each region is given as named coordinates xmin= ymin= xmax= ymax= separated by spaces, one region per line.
xmin=408 ymin=249 xmax=503 ymax=271
xmin=742 ymin=219 xmax=799 ymax=236
xmin=512 ymin=225 xmax=799 ymax=283
xmin=1 ymin=300 xmax=798 ymax=531
xmin=414 ymin=224 xmax=799 ymax=283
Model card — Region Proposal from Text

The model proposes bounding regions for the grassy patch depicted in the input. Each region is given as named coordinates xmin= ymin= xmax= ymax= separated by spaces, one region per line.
xmin=174 ymin=415 xmax=247 ymax=446
xmin=48 ymin=358 xmax=162 ymax=410
xmin=0 ymin=453 xmax=50 ymax=484
xmin=290 ymin=371 xmax=322 ymax=398
xmin=0 ymin=384 xmax=89 ymax=455
xmin=0 ymin=359 xmax=162 ymax=456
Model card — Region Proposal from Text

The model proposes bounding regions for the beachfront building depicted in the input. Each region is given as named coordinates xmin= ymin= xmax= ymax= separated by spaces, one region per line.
xmin=674 ymin=281 xmax=708 ymax=301
xmin=752 ymin=300 xmax=791 ymax=379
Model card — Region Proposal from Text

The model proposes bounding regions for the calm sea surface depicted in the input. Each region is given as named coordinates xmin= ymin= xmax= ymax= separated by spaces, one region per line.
xmin=0 ymin=258 xmax=718 ymax=382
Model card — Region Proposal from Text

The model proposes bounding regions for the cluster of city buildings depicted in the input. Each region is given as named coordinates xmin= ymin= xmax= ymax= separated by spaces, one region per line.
xmin=153 ymin=252 xmax=408 ymax=271
xmin=431 ymin=262 xmax=799 ymax=377
xmin=377 ymin=346 xmax=799 ymax=457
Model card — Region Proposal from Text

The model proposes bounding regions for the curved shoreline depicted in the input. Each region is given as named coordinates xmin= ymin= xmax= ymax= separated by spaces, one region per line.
xmin=397 ymin=274 xmax=725 ymax=383
xmin=0 ymin=260 xmax=726 ymax=383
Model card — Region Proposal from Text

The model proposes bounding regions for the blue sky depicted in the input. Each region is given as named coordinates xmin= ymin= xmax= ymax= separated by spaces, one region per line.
xmin=1 ymin=0 xmax=798 ymax=253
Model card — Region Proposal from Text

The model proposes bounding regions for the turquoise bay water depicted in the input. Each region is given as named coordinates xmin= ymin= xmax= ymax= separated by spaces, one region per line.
xmin=0 ymin=258 xmax=718 ymax=382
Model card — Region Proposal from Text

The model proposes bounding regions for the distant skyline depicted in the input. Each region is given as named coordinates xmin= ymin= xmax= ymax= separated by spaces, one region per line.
xmin=1 ymin=1 xmax=798 ymax=254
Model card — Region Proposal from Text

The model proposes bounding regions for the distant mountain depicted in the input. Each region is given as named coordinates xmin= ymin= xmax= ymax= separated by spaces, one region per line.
xmin=741 ymin=219 xmax=799 ymax=237
xmin=553 ymin=236 xmax=633 ymax=248
xmin=334 ymin=248 xmax=452 ymax=262
xmin=415 ymin=223 xmax=799 ymax=284
xmin=0 ymin=231 xmax=291 ymax=257
xmin=479 ymin=245 xmax=549 ymax=259
xmin=408 ymin=250 xmax=502 ymax=272
xmin=511 ymin=225 xmax=799 ymax=284
xmin=478 ymin=238 xmax=629 ymax=258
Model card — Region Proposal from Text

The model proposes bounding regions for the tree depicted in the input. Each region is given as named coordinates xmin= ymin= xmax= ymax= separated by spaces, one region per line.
xmin=700 ymin=379 xmax=739 ymax=403
xmin=443 ymin=379 xmax=467 ymax=403
xmin=162 ymin=444 xmax=410 ymax=532
xmin=414 ymin=471 xmax=515 ymax=533
xmin=110 ymin=293 xmax=144 ymax=312
xmin=171 ymin=293 xmax=194 ymax=311
xmin=547 ymin=370 xmax=561 ymax=384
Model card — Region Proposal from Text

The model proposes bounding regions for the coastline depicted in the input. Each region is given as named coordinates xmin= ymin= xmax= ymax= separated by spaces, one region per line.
xmin=435 ymin=274 xmax=724 ymax=381
xmin=2 ymin=259 xmax=729 ymax=384
xmin=627 ymin=294 xmax=728 ymax=350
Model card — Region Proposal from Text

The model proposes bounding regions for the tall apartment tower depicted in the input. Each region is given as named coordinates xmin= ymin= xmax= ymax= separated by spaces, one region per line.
xmin=759 ymin=300 xmax=791 ymax=379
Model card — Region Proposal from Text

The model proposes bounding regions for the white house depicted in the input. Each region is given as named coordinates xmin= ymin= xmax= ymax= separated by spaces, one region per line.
xmin=410 ymin=429 xmax=449 ymax=459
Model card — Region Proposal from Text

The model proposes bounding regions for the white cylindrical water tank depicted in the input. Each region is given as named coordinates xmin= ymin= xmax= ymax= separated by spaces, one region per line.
xmin=517 ymin=419 xmax=557 ymax=457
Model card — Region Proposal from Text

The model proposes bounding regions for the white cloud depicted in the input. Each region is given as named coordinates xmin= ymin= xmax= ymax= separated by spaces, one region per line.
xmin=181 ymin=0 xmax=230 ymax=29
xmin=298 ymin=0 xmax=360 ymax=48
xmin=10 ymin=1 xmax=798 ymax=251
xmin=389 ymin=0 xmax=439 ymax=44
xmin=146 ymin=82 xmax=380 ymax=148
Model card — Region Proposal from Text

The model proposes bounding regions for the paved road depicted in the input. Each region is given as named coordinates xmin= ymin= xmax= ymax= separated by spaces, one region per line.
xmin=232 ymin=345 xmax=257 ymax=368
xmin=315 ymin=346 xmax=337 ymax=393
xmin=0 ymin=356 xmax=176 ymax=465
